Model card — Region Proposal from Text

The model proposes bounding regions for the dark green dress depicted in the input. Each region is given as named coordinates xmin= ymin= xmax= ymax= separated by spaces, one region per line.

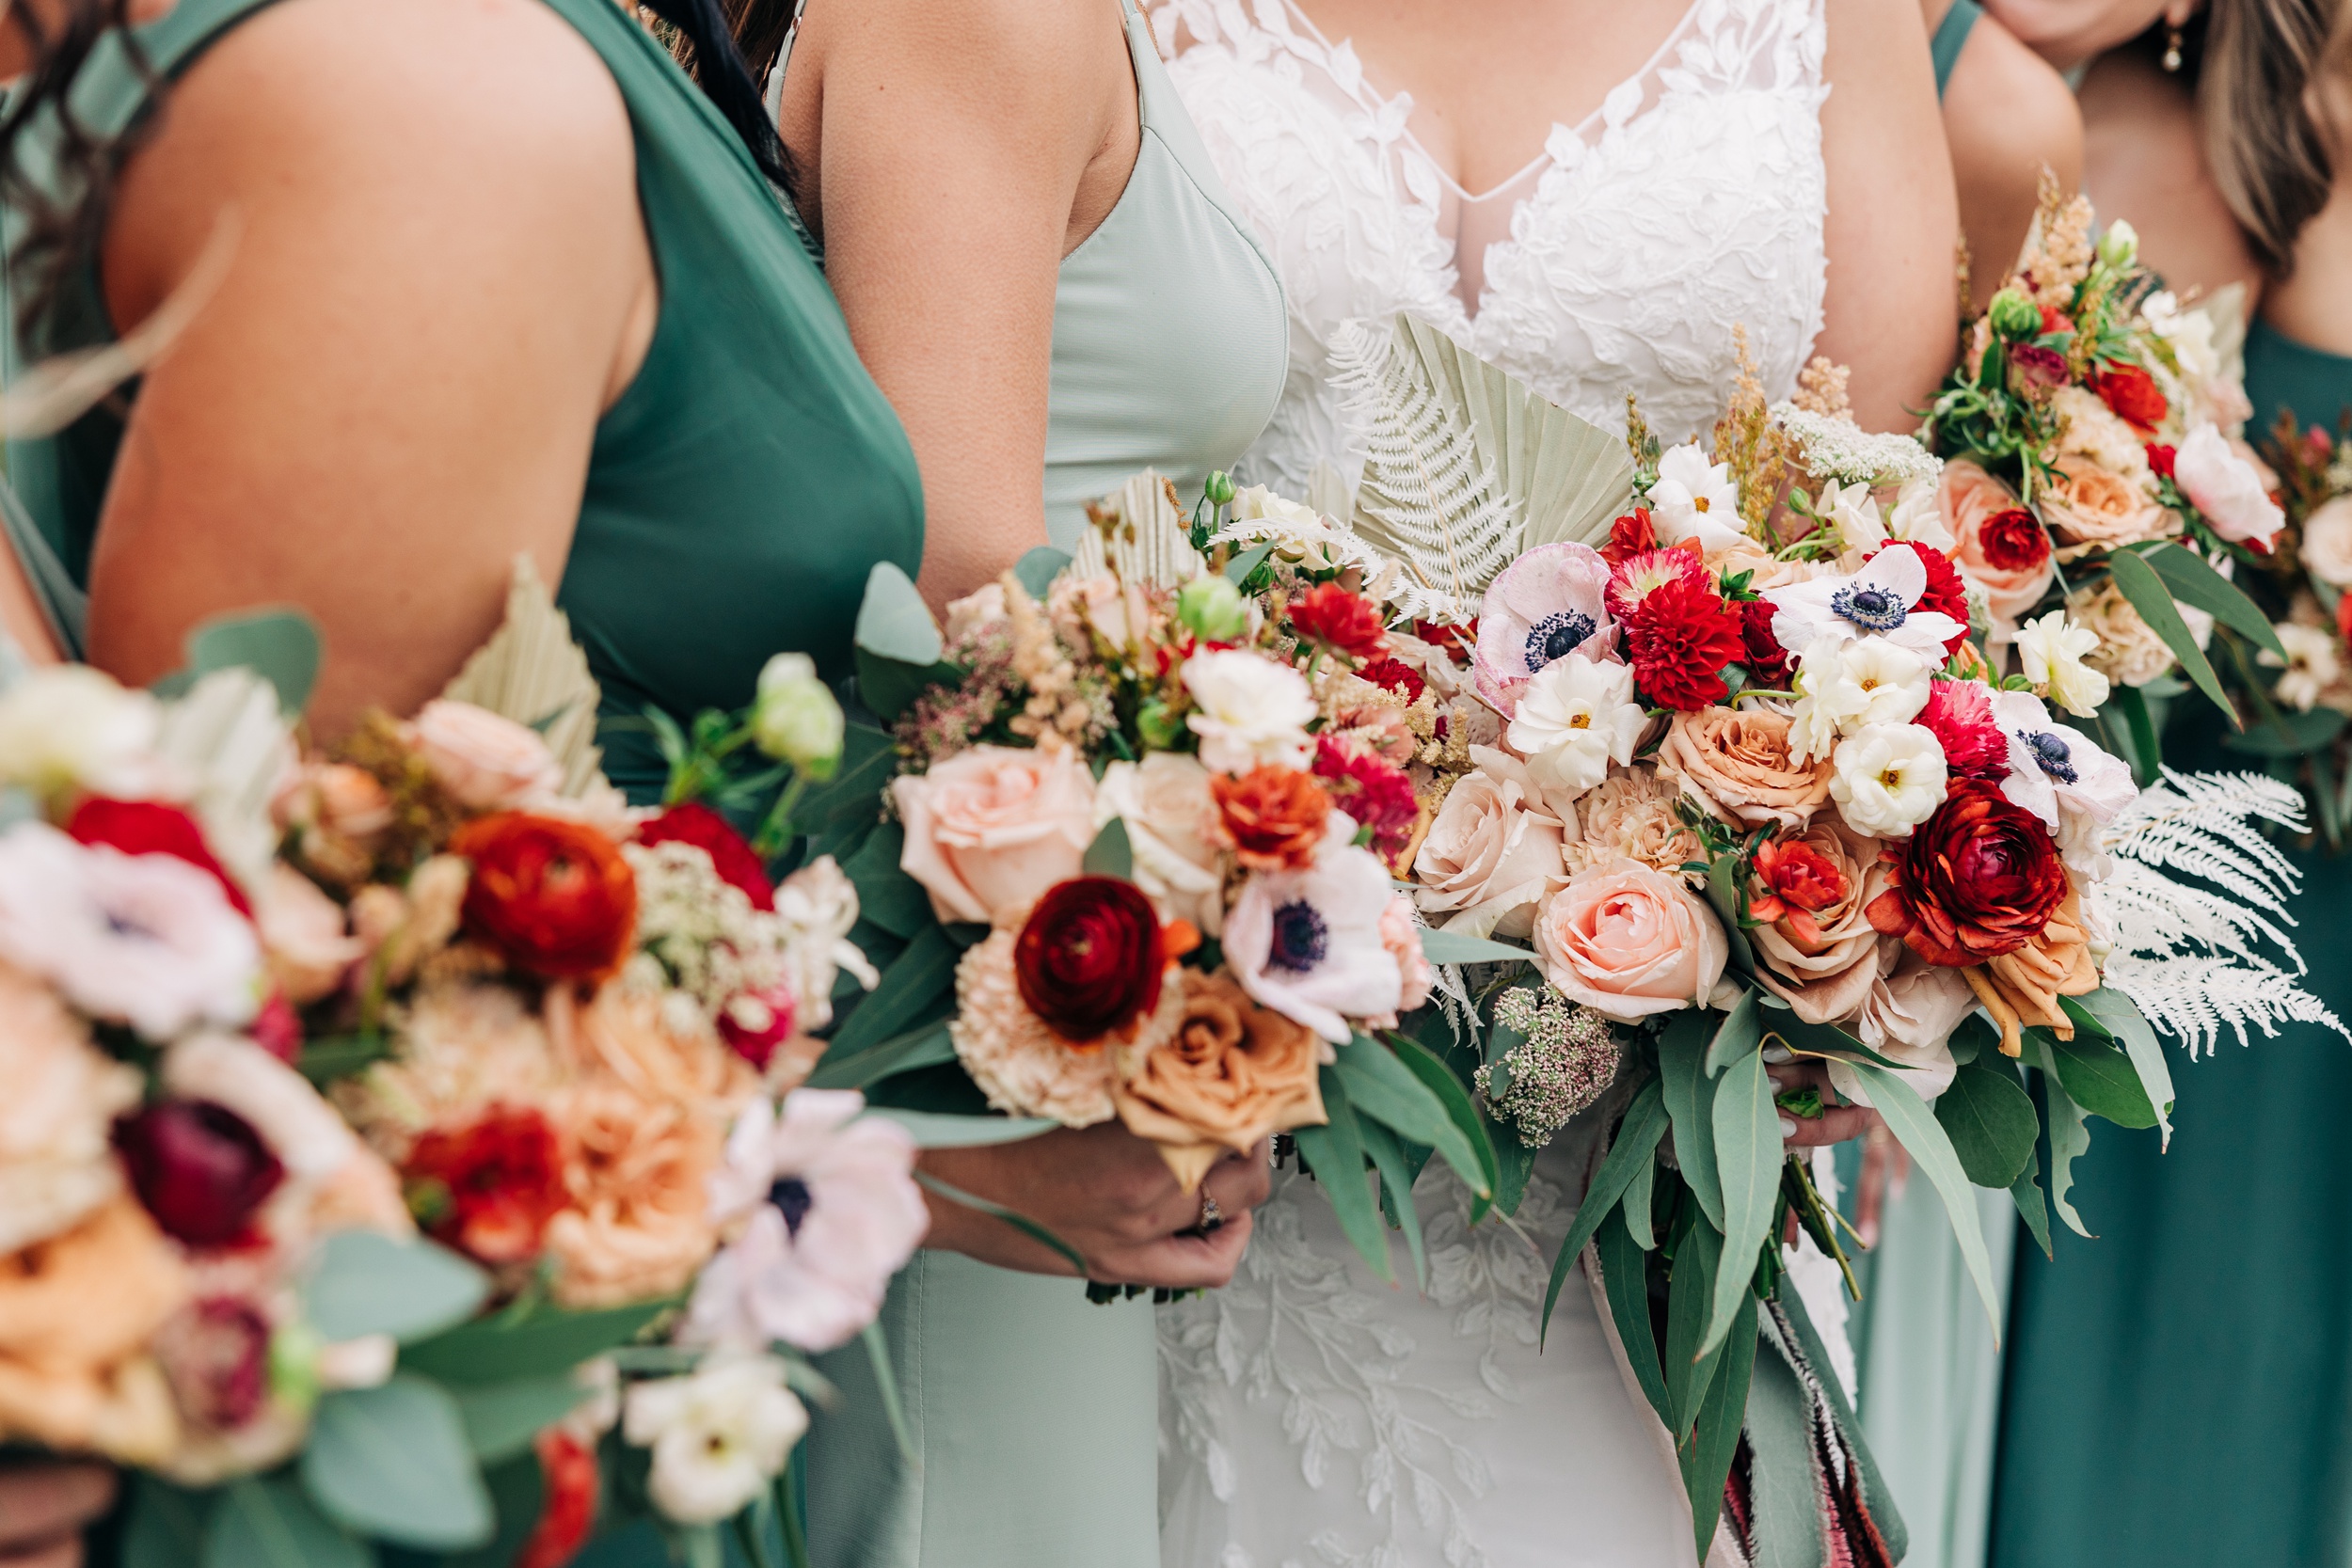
xmin=0 ymin=0 xmax=923 ymax=801
xmin=1987 ymin=318 xmax=2352 ymax=1565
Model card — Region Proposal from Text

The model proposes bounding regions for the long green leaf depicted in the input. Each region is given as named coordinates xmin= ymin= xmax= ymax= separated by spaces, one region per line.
xmin=399 ymin=1301 xmax=668 ymax=1386
xmin=1842 ymin=1060 xmax=2002 ymax=1339
xmin=302 ymin=1376 xmax=493 ymax=1548
xmin=205 ymin=1478 xmax=371 ymax=1568
xmin=2041 ymin=1029 xmax=2159 ymax=1129
xmin=1359 ymin=1117 xmax=1430 ymax=1290
xmin=2141 ymin=541 xmax=2286 ymax=657
xmin=2035 ymin=1037 xmax=2097 ymax=1239
xmin=1295 ymin=1068 xmax=1391 ymax=1281
xmin=1417 ymin=928 xmax=1538 ymax=965
xmin=452 ymin=1374 xmax=583 ymax=1464
xmin=1597 ymin=1210 xmax=1672 ymax=1428
xmin=1704 ymin=1050 xmax=1779 ymax=1356
xmin=1542 ymin=1079 xmax=1668 ymax=1342
xmin=2068 ymin=987 xmax=2174 ymax=1145
xmin=1381 ymin=1028 xmax=1502 ymax=1205
xmin=1933 ymin=1056 xmax=2040 ymax=1187
xmin=2011 ymin=1144 xmax=2056 ymax=1259
xmin=124 ymin=1479 xmax=214 ymax=1568
xmin=1683 ymin=1290 xmax=1758 ymax=1563
xmin=1705 ymin=859 xmax=1756 ymax=977
xmin=912 ymin=1171 xmax=1089 ymax=1274
xmin=859 ymin=1107 xmax=1055 ymax=1147
xmin=818 ymin=925 xmax=960 ymax=1060
xmin=1622 ymin=1126 xmax=1658 ymax=1250
xmin=2223 ymin=705 xmax=2347 ymax=757
xmin=2111 ymin=680 xmax=2161 ymax=787
xmin=2107 ymin=546 xmax=2235 ymax=722
xmin=1658 ymin=1013 xmax=1724 ymax=1229
xmin=1663 ymin=1212 xmax=1727 ymax=1438
xmin=1334 ymin=1037 xmax=1487 ymax=1199
xmin=1704 ymin=987 xmax=1762 ymax=1078
xmin=807 ymin=1019 xmax=957 ymax=1092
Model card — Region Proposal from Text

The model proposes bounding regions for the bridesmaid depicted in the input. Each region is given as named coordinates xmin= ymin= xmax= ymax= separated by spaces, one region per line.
xmin=732 ymin=0 xmax=1288 ymax=1563
xmin=1925 ymin=0 xmax=2085 ymax=309
xmin=1970 ymin=2 xmax=2352 ymax=1563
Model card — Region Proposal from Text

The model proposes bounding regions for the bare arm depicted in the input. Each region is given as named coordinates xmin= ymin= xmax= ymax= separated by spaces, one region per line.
xmin=780 ymin=0 xmax=1136 ymax=611
xmin=86 ymin=0 xmax=656 ymax=736
xmin=1934 ymin=4 xmax=2085 ymax=311
xmin=1818 ymin=0 xmax=1962 ymax=430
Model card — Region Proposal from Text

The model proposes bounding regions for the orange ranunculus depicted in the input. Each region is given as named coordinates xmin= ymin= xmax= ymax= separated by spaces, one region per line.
xmin=1210 ymin=766 xmax=1332 ymax=872
xmin=451 ymin=813 xmax=637 ymax=981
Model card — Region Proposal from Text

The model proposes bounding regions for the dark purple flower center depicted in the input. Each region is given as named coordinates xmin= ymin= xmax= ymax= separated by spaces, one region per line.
xmin=2022 ymin=729 xmax=2077 ymax=784
xmin=1268 ymin=899 xmax=1329 ymax=974
xmin=769 ymin=1176 xmax=814 ymax=1237
xmin=1524 ymin=610 xmax=1597 ymax=670
xmin=1831 ymin=584 xmax=1907 ymax=630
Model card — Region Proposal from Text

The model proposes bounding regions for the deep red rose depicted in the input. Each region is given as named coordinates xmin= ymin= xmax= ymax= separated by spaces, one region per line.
xmin=1355 ymin=656 xmax=1428 ymax=705
xmin=451 ymin=813 xmax=638 ymax=981
xmin=2008 ymin=342 xmax=2069 ymax=397
xmin=1738 ymin=599 xmax=1791 ymax=686
xmin=65 ymin=797 xmax=251 ymax=917
xmin=516 ymin=1429 xmax=602 ymax=1568
xmin=1311 ymin=736 xmax=1420 ymax=860
xmin=2092 ymin=362 xmax=2169 ymax=432
xmin=1015 ymin=878 xmax=1167 ymax=1042
xmin=1747 ymin=838 xmax=1851 ymax=948
xmin=249 ymin=991 xmax=303 ymax=1065
xmin=1211 ymin=766 xmax=1332 ymax=871
xmin=1601 ymin=506 xmax=1661 ymax=568
xmin=2337 ymin=590 xmax=2352 ymax=649
xmin=157 ymin=1296 xmax=273 ymax=1431
xmin=403 ymin=1107 xmax=567 ymax=1266
xmin=1977 ymin=507 xmax=2052 ymax=574
xmin=1915 ymin=679 xmax=2009 ymax=779
xmin=1870 ymin=541 xmax=1972 ymax=655
xmin=2146 ymin=442 xmax=2177 ymax=480
xmin=1617 ymin=575 xmax=1745 ymax=712
xmin=718 ymin=982 xmax=799 ymax=1072
xmin=1411 ymin=619 xmax=1478 ymax=663
xmin=1866 ymin=780 xmax=2068 ymax=966
xmin=1288 ymin=583 xmax=1390 ymax=661
xmin=114 ymin=1101 xmax=285 ymax=1249
xmin=638 ymin=802 xmax=774 ymax=911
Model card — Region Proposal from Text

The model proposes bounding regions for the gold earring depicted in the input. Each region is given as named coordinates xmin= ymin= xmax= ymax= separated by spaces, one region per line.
xmin=2162 ymin=24 xmax=2185 ymax=71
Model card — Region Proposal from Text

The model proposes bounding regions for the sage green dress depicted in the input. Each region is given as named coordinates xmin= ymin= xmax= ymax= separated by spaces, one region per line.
xmin=0 ymin=0 xmax=924 ymax=803
xmin=793 ymin=6 xmax=1285 ymax=1564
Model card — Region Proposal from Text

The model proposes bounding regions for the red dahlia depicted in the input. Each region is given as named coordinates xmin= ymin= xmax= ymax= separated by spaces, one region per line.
xmin=1915 ymin=679 xmax=2009 ymax=779
xmin=2091 ymin=362 xmax=2169 ymax=432
xmin=1288 ymin=583 xmax=1390 ymax=660
xmin=1870 ymin=541 xmax=1972 ymax=655
xmin=1866 ymin=780 xmax=2067 ymax=966
xmin=66 ymin=797 xmax=252 ymax=917
xmin=403 ymin=1106 xmax=568 ymax=1266
xmin=1738 ymin=599 xmax=1791 ymax=686
xmin=1614 ymin=571 xmax=1745 ymax=712
xmin=1015 ymin=878 xmax=1168 ymax=1042
xmin=1977 ymin=507 xmax=2052 ymax=574
xmin=1355 ymin=656 xmax=1427 ymax=705
xmin=638 ymin=801 xmax=774 ymax=911
xmin=1311 ymin=736 xmax=1420 ymax=860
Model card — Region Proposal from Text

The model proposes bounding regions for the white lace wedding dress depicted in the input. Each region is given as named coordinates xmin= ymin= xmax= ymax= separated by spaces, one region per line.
xmin=1154 ymin=2 xmax=1832 ymax=1563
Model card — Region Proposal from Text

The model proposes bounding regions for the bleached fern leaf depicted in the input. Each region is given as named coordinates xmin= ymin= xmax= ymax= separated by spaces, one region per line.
xmin=2102 ymin=955 xmax=2345 ymax=1057
xmin=1207 ymin=507 xmax=1463 ymax=625
xmin=2104 ymin=768 xmax=2307 ymax=927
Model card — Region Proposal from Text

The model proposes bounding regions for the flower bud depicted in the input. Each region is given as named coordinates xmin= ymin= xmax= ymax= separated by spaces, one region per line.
xmin=1136 ymin=700 xmax=1184 ymax=752
xmin=1987 ymin=288 xmax=2041 ymax=341
xmin=1176 ymin=575 xmax=1248 ymax=642
xmin=752 ymin=653 xmax=845 ymax=780
xmin=1203 ymin=469 xmax=1236 ymax=507
xmin=2096 ymin=219 xmax=2137 ymax=269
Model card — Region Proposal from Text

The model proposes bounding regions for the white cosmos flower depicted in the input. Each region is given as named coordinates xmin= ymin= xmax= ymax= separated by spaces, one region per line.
xmin=2259 ymin=622 xmax=2343 ymax=714
xmin=1506 ymin=654 xmax=1645 ymax=795
xmin=623 ymin=1355 xmax=808 ymax=1526
xmin=1989 ymin=690 xmax=2138 ymax=829
xmin=2173 ymin=423 xmax=2284 ymax=546
xmin=1786 ymin=636 xmax=1931 ymax=763
xmin=1829 ymin=723 xmax=1947 ymax=837
xmin=1224 ymin=815 xmax=1404 ymax=1042
xmin=1820 ymin=479 xmax=1888 ymax=554
xmin=1182 ymin=649 xmax=1316 ymax=774
xmin=0 ymin=665 xmax=165 ymax=800
xmin=1647 ymin=443 xmax=1749 ymax=554
xmin=2013 ymin=610 xmax=2112 ymax=717
xmin=1765 ymin=546 xmax=1967 ymax=660
xmin=1885 ymin=474 xmax=1957 ymax=553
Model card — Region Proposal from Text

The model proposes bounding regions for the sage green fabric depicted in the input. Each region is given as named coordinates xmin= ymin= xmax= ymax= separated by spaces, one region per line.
xmin=1986 ymin=321 xmax=2352 ymax=1565
xmin=0 ymin=0 xmax=924 ymax=802
xmin=1930 ymin=0 xmax=1983 ymax=99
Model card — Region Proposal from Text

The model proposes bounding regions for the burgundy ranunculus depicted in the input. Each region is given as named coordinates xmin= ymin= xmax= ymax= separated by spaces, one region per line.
xmin=638 ymin=802 xmax=774 ymax=911
xmin=114 ymin=1100 xmax=286 ymax=1248
xmin=66 ymin=797 xmax=252 ymax=917
xmin=402 ymin=1106 xmax=567 ymax=1266
xmin=1866 ymin=780 xmax=2068 ymax=966
xmin=451 ymin=812 xmax=637 ymax=981
xmin=2092 ymin=362 xmax=2169 ymax=432
xmin=2008 ymin=342 xmax=2069 ymax=398
xmin=1014 ymin=877 xmax=1167 ymax=1043
xmin=1977 ymin=507 xmax=2052 ymax=574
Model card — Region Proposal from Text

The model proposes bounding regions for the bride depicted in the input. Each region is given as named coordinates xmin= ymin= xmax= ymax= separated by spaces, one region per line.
xmin=1153 ymin=0 xmax=1957 ymax=1562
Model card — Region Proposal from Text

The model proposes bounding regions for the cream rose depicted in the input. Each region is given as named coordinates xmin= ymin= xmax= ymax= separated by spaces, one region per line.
xmin=1410 ymin=747 xmax=1572 ymax=940
xmin=404 ymin=700 xmax=564 ymax=811
xmin=1094 ymin=753 xmax=1228 ymax=935
xmin=892 ymin=742 xmax=1096 ymax=925
xmin=255 ymin=863 xmax=361 ymax=1005
xmin=2038 ymin=457 xmax=2171 ymax=549
xmin=1659 ymin=707 xmax=1835 ymax=830
xmin=1749 ymin=822 xmax=1895 ymax=1026
xmin=2302 ymin=497 xmax=2352 ymax=587
xmin=1942 ymin=459 xmax=2055 ymax=624
xmin=1533 ymin=860 xmax=1728 ymax=1022
xmin=0 ymin=961 xmax=142 ymax=1256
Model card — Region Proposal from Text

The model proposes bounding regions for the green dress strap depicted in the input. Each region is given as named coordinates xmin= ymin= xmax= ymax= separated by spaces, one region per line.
xmin=1930 ymin=0 xmax=1982 ymax=100
xmin=2243 ymin=313 xmax=2352 ymax=433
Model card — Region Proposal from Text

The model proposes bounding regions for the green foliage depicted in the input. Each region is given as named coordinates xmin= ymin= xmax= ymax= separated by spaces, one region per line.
xmin=452 ymin=1374 xmax=585 ymax=1464
xmin=2067 ymin=987 xmax=2174 ymax=1143
xmin=2107 ymin=547 xmax=2236 ymax=722
xmin=1013 ymin=546 xmax=1073 ymax=599
xmin=155 ymin=609 xmax=323 ymax=715
xmin=1657 ymin=1013 xmax=1724 ymax=1229
xmin=1841 ymin=1060 xmax=2003 ymax=1338
xmin=1705 ymin=1050 xmax=1780 ymax=1357
xmin=1295 ymin=1067 xmax=1390 ymax=1281
xmin=206 ymin=1477 xmax=373 ymax=1568
xmin=1703 ymin=987 xmax=1761 ymax=1078
xmin=1416 ymin=928 xmax=1539 ymax=966
xmin=301 ymin=1376 xmax=492 ymax=1549
xmin=1933 ymin=1055 xmax=2041 ymax=1187
xmin=399 ymin=1301 xmax=670 ymax=1386
xmin=303 ymin=1233 xmax=487 ymax=1345
xmin=2032 ymin=1035 xmax=2097 ymax=1240
xmin=2041 ymin=1029 xmax=2159 ymax=1129
xmin=2139 ymin=541 xmax=2284 ymax=657
xmin=1082 ymin=816 xmax=1133 ymax=879
xmin=1541 ymin=1078 xmax=1667 ymax=1342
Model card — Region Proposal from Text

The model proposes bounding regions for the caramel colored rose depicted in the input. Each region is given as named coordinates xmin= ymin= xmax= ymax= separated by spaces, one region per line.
xmin=2039 ymin=457 xmax=2172 ymax=550
xmin=1963 ymin=889 xmax=2100 ymax=1057
xmin=0 ymin=1197 xmax=187 ymax=1463
xmin=1660 ymin=707 xmax=1833 ymax=831
xmin=1114 ymin=971 xmax=1327 ymax=1190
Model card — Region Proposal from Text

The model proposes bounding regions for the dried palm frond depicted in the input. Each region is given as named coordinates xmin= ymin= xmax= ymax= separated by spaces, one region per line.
xmin=1076 ymin=470 xmax=1204 ymax=587
xmin=441 ymin=555 xmax=605 ymax=796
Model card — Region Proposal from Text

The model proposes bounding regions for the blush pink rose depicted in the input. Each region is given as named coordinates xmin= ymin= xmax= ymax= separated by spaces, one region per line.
xmin=1941 ymin=459 xmax=2055 ymax=625
xmin=404 ymin=701 xmax=564 ymax=811
xmin=1533 ymin=859 xmax=1727 ymax=1022
xmin=891 ymin=743 xmax=1097 ymax=924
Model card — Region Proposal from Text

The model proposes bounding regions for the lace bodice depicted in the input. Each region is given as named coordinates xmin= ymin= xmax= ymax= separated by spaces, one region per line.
xmin=1156 ymin=0 xmax=1830 ymax=499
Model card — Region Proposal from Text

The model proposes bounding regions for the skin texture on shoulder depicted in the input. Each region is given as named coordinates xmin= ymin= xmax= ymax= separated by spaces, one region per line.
xmin=2259 ymin=76 xmax=2352 ymax=355
xmin=2075 ymin=48 xmax=2266 ymax=304
xmin=1926 ymin=0 xmax=2086 ymax=310
xmin=775 ymin=0 xmax=1142 ymax=612
xmin=79 ymin=0 xmax=658 ymax=736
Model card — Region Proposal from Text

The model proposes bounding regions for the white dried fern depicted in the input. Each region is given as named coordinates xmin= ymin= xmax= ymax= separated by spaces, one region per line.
xmin=2095 ymin=768 xmax=2347 ymax=1054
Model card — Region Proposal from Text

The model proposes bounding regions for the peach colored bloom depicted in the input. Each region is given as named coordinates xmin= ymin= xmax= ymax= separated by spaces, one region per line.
xmin=1410 ymin=747 xmax=1572 ymax=940
xmin=0 ymin=961 xmax=141 ymax=1256
xmin=0 ymin=1197 xmax=187 ymax=1464
xmin=405 ymin=700 xmax=565 ymax=811
xmin=892 ymin=742 xmax=1096 ymax=925
xmin=335 ymin=980 xmax=562 ymax=1158
xmin=1378 ymin=895 xmax=1435 ymax=1025
xmin=545 ymin=1079 xmax=724 ymax=1309
xmin=946 ymin=912 xmax=1142 ymax=1126
xmin=1114 ymin=970 xmax=1327 ymax=1190
xmin=1749 ymin=822 xmax=1895 ymax=1025
xmin=1964 ymin=889 xmax=2100 ymax=1057
xmin=1533 ymin=860 xmax=1727 ymax=1022
xmin=1659 ymin=707 xmax=1834 ymax=831
xmin=2038 ymin=457 xmax=2171 ymax=549
xmin=1211 ymin=766 xmax=1332 ymax=871
xmin=256 ymin=864 xmax=361 ymax=1006
xmin=1942 ymin=459 xmax=2055 ymax=624
xmin=1564 ymin=768 xmax=1705 ymax=880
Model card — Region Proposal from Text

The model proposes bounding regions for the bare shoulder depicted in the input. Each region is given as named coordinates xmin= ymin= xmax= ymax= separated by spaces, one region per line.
xmin=800 ymin=0 xmax=1127 ymax=102
xmin=1947 ymin=15 xmax=2084 ymax=184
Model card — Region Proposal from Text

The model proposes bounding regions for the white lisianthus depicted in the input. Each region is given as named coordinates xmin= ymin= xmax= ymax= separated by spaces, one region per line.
xmin=2299 ymin=497 xmax=2352 ymax=587
xmin=2174 ymin=424 xmax=2285 ymax=546
xmin=623 ymin=1355 xmax=808 ymax=1526
xmin=2259 ymin=622 xmax=2344 ymax=713
xmin=1647 ymin=443 xmax=1748 ymax=554
xmin=1785 ymin=637 xmax=1930 ymax=763
xmin=1506 ymin=654 xmax=1645 ymax=795
xmin=1786 ymin=638 xmax=1863 ymax=763
xmin=1829 ymin=723 xmax=1947 ymax=837
xmin=1182 ymin=649 xmax=1316 ymax=774
xmin=1885 ymin=474 xmax=1956 ymax=553
xmin=1820 ymin=479 xmax=1888 ymax=554
xmin=2014 ymin=610 xmax=2112 ymax=717
xmin=0 ymin=665 xmax=163 ymax=800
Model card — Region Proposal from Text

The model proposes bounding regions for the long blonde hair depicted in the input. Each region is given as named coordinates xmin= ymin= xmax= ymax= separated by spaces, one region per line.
xmin=2199 ymin=0 xmax=2341 ymax=274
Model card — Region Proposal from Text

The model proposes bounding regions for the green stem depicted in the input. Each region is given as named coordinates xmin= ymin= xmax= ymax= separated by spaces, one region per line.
xmin=753 ymin=773 xmax=813 ymax=859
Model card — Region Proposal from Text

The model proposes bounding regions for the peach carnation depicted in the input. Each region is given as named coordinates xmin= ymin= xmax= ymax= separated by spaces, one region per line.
xmin=544 ymin=1079 xmax=724 ymax=1309
xmin=1564 ymin=768 xmax=1704 ymax=880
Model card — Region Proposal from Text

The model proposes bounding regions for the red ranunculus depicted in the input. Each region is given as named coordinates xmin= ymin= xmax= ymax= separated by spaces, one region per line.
xmin=2146 ymin=442 xmax=2177 ymax=480
xmin=1738 ymin=598 xmax=1791 ymax=686
xmin=1211 ymin=766 xmax=1333 ymax=872
xmin=1747 ymin=838 xmax=1850 ymax=948
xmin=1870 ymin=541 xmax=1972 ymax=655
xmin=451 ymin=813 xmax=637 ymax=981
xmin=249 ymin=991 xmax=303 ymax=1064
xmin=1915 ymin=679 xmax=2009 ymax=779
xmin=637 ymin=802 xmax=774 ymax=911
xmin=2337 ymin=590 xmax=2352 ymax=650
xmin=1355 ymin=656 xmax=1427 ymax=705
xmin=65 ymin=797 xmax=251 ymax=917
xmin=1014 ymin=877 xmax=1167 ymax=1042
xmin=2092 ymin=362 xmax=2169 ymax=432
xmin=1601 ymin=506 xmax=1660 ymax=568
xmin=2008 ymin=342 xmax=2069 ymax=398
xmin=403 ymin=1107 xmax=568 ymax=1266
xmin=1311 ymin=736 xmax=1420 ymax=859
xmin=516 ymin=1428 xmax=602 ymax=1568
xmin=1614 ymin=568 xmax=1745 ymax=712
xmin=1866 ymin=780 xmax=2068 ymax=966
xmin=1977 ymin=507 xmax=2052 ymax=574
xmin=114 ymin=1101 xmax=285 ymax=1249
xmin=1288 ymin=583 xmax=1390 ymax=661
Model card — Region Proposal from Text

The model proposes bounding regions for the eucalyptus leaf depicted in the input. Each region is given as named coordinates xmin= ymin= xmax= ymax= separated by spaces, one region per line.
xmin=854 ymin=649 xmax=961 ymax=725
xmin=1333 ymin=1036 xmax=1487 ymax=1200
xmin=1704 ymin=1050 xmax=1779 ymax=1357
xmin=1542 ymin=1079 xmax=1668 ymax=1342
xmin=1296 ymin=1069 xmax=1391 ymax=1282
xmin=2107 ymin=547 xmax=2235 ymax=722
xmin=2042 ymin=1030 xmax=2159 ymax=1129
xmin=1083 ymin=816 xmax=1133 ymax=879
xmin=205 ymin=1477 xmax=372 ymax=1568
xmin=818 ymin=926 xmax=960 ymax=1062
xmin=1658 ymin=1013 xmax=1724 ymax=1230
xmin=2068 ymin=987 xmax=2174 ymax=1145
xmin=302 ymin=1375 xmax=493 ymax=1548
xmin=913 ymin=1171 xmax=1088 ymax=1274
xmin=1597 ymin=1209 xmax=1671 ymax=1428
xmin=1013 ymin=546 xmax=1073 ymax=599
xmin=1359 ymin=1117 xmax=1431 ymax=1290
xmin=1933 ymin=1056 xmax=2040 ymax=1188
xmin=863 ymin=1322 xmax=916 ymax=1467
xmin=453 ymin=1374 xmax=585 ymax=1463
xmin=806 ymin=1017 xmax=957 ymax=1093
xmin=838 ymin=826 xmax=929 ymax=941
xmin=1705 ymin=859 xmax=1756 ymax=977
xmin=1663 ymin=1212 xmax=1728 ymax=1439
xmin=1222 ymin=542 xmax=1276 ymax=585
xmin=1682 ymin=1289 xmax=1758 ymax=1563
xmin=303 ymin=1232 xmax=486 ymax=1345
xmin=2011 ymin=1145 xmax=2056 ymax=1260
xmin=860 ymin=1108 xmax=1055 ymax=1148
xmin=1382 ymin=1028 xmax=1502 ymax=1206
xmin=1704 ymin=987 xmax=1762 ymax=1078
xmin=2141 ymin=541 xmax=2286 ymax=657
xmin=2036 ymin=1037 xmax=2098 ymax=1239
xmin=1416 ymin=928 xmax=1538 ymax=965
xmin=1842 ymin=1060 xmax=2002 ymax=1338
xmin=1947 ymin=1012 xmax=1999 ymax=1068
xmin=123 ymin=1478 xmax=213 ymax=1568
xmin=399 ymin=1300 xmax=670 ymax=1386
xmin=1622 ymin=1131 xmax=1658 ymax=1251
xmin=2223 ymin=705 xmax=2346 ymax=757
xmin=853 ymin=562 xmax=945 ymax=666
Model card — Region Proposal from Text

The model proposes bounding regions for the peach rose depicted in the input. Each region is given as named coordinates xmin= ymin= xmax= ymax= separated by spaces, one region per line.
xmin=1942 ymin=458 xmax=2055 ymax=624
xmin=1659 ymin=707 xmax=1834 ymax=831
xmin=892 ymin=742 xmax=1096 ymax=925
xmin=2038 ymin=457 xmax=2172 ymax=549
xmin=0 ymin=1197 xmax=187 ymax=1463
xmin=1748 ymin=823 xmax=1895 ymax=1025
xmin=255 ymin=863 xmax=362 ymax=1005
xmin=0 ymin=961 xmax=142 ymax=1255
xmin=1411 ymin=747 xmax=1572 ymax=940
xmin=274 ymin=762 xmax=393 ymax=885
xmin=1113 ymin=970 xmax=1327 ymax=1190
xmin=1534 ymin=860 xmax=1727 ymax=1022
xmin=405 ymin=700 xmax=565 ymax=811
